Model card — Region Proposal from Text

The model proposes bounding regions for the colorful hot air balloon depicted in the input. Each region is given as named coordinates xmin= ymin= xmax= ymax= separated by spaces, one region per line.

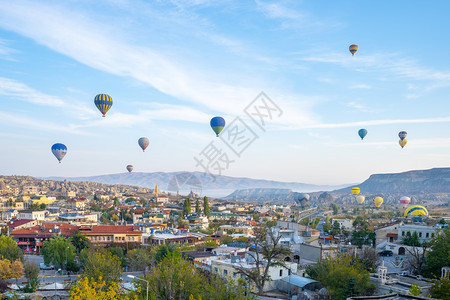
xmin=356 ymin=195 xmax=365 ymax=204
xmin=94 ymin=94 xmax=113 ymax=117
xmin=398 ymin=131 xmax=407 ymax=140
xmin=126 ymin=165 xmax=133 ymax=173
xmin=210 ymin=116 xmax=225 ymax=137
xmin=351 ymin=187 xmax=360 ymax=197
xmin=404 ymin=205 xmax=428 ymax=217
xmin=138 ymin=137 xmax=149 ymax=152
xmin=358 ymin=129 xmax=368 ymax=140
xmin=295 ymin=193 xmax=310 ymax=209
xmin=51 ymin=143 xmax=67 ymax=163
xmin=373 ymin=197 xmax=383 ymax=208
xmin=399 ymin=196 xmax=411 ymax=209
xmin=349 ymin=44 xmax=358 ymax=56
xmin=399 ymin=139 xmax=407 ymax=148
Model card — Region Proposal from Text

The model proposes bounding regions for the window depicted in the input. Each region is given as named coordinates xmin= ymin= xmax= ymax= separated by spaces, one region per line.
xmin=426 ymin=233 xmax=429 ymax=238
xmin=280 ymin=269 xmax=283 ymax=277
xmin=224 ymin=269 xmax=228 ymax=275
xmin=402 ymin=231 xmax=405 ymax=236
xmin=419 ymin=232 xmax=422 ymax=237
xmin=432 ymin=233 xmax=435 ymax=237
xmin=214 ymin=267 xmax=218 ymax=273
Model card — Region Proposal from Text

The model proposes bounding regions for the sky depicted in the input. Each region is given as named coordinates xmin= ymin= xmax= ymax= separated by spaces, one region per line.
xmin=1 ymin=0 xmax=450 ymax=186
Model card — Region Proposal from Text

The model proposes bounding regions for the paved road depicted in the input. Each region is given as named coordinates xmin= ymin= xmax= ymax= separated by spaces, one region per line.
xmin=376 ymin=254 xmax=408 ymax=274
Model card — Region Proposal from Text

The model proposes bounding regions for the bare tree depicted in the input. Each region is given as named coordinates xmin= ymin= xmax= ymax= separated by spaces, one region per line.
xmin=404 ymin=244 xmax=428 ymax=275
xmin=234 ymin=224 xmax=291 ymax=294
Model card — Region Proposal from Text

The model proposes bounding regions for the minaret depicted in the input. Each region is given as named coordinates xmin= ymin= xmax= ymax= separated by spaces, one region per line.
xmin=154 ymin=184 xmax=160 ymax=198
xmin=377 ymin=260 xmax=388 ymax=284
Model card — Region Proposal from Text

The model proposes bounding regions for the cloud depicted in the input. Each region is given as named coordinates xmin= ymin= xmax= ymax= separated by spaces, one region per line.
xmin=0 ymin=77 xmax=96 ymax=118
xmin=346 ymin=101 xmax=370 ymax=112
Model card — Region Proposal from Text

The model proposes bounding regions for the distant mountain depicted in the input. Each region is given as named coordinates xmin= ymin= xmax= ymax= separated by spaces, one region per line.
xmin=46 ymin=171 xmax=349 ymax=198
xmin=334 ymin=167 xmax=450 ymax=195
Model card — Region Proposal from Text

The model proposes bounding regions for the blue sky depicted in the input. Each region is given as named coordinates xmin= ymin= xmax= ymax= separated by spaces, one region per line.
xmin=1 ymin=0 xmax=450 ymax=185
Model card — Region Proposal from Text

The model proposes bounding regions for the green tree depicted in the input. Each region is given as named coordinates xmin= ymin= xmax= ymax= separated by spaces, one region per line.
xmin=220 ymin=235 xmax=233 ymax=245
xmin=126 ymin=248 xmax=153 ymax=275
xmin=41 ymin=237 xmax=76 ymax=271
xmin=306 ymin=254 xmax=375 ymax=300
xmin=402 ymin=231 xmax=421 ymax=247
xmin=23 ymin=260 xmax=40 ymax=292
xmin=39 ymin=203 xmax=46 ymax=210
xmin=0 ymin=236 xmax=23 ymax=261
xmin=425 ymin=227 xmax=450 ymax=278
xmin=195 ymin=198 xmax=201 ymax=213
xmin=430 ymin=276 xmax=450 ymax=300
xmin=331 ymin=203 xmax=338 ymax=215
xmin=113 ymin=197 xmax=119 ymax=207
xmin=70 ymin=233 xmax=91 ymax=254
xmin=203 ymin=196 xmax=210 ymax=218
xmin=154 ymin=244 xmax=180 ymax=264
xmin=351 ymin=227 xmax=375 ymax=247
xmin=80 ymin=249 xmax=122 ymax=288
xmin=183 ymin=198 xmax=191 ymax=216
xmin=408 ymin=283 xmax=421 ymax=296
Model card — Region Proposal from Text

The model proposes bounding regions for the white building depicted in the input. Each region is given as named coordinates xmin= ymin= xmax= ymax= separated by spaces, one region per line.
xmin=398 ymin=224 xmax=438 ymax=244
xmin=17 ymin=210 xmax=47 ymax=221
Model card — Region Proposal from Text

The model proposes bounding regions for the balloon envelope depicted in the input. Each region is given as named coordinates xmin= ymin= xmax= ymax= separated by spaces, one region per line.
xmin=358 ymin=129 xmax=368 ymax=140
xmin=298 ymin=193 xmax=310 ymax=202
xmin=373 ymin=197 xmax=383 ymax=208
xmin=94 ymin=94 xmax=113 ymax=117
xmin=210 ymin=116 xmax=225 ymax=137
xmin=138 ymin=137 xmax=149 ymax=152
xmin=349 ymin=44 xmax=358 ymax=56
xmin=399 ymin=139 xmax=407 ymax=148
xmin=356 ymin=195 xmax=365 ymax=204
xmin=351 ymin=187 xmax=360 ymax=196
xmin=404 ymin=205 xmax=428 ymax=217
xmin=51 ymin=143 xmax=67 ymax=163
xmin=398 ymin=131 xmax=407 ymax=140
xmin=399 ymin=196 xmax=411 ymax=208
xmin=126 ymin=165 xmax=133 ymax=173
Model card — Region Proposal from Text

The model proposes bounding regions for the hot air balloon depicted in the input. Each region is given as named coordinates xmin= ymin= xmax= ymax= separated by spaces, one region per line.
xmin=349 ymin=44 xmax=358 ymax=56
xmin=356 ymin=195 xmax=365 ymax=204
xmin=351 ymin=187 xmax=360 ymax=197
xmin=358 ymin=129 xmax=368 ymax=140
xmin=399 ymin=139 xmax=407 ymax=148
xmin=295 ymin=193 xmax=310 ymax=209
xmin=210 ymin=116 xmax=225 ymax=137
xmin=404 ymin=205 xmax=428 ymax=217
xmin=373 ymin=197 xmax=383 ymax=208
xmin=126 ymin=165 xmax=133 ymax=173
xmin=398 ymin=131 xmax=407 ymax=140
xmin=138 ymin=137 xmax=149 ymax=152
xmin=51 ymin=143 xmax=67 ymax=163
xmin=399 ymin=196 xmax=411 ymax=209
xmin=94 ymin=94 xmax=113 ymax=117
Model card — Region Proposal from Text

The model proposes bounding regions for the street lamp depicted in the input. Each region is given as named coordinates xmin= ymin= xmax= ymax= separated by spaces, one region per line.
xmin=66 ymin=246 xmax=69 ymax=272
xmin=128 ymin=275 xmax=148 ymax=300
xmin=55 ymin=268 xmax=61 ymax=299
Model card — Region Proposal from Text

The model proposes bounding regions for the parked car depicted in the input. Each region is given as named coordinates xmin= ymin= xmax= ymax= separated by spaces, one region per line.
xmin=378 ymin=250 xmax=393 ymax=256
xmin=39 ymin=263 xmax=54 ymax=270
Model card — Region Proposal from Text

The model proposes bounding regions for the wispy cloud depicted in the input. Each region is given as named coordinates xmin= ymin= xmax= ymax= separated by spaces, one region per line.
xmin=346 ymin=101 xmax=370 ymax=113
xmin=0 ymin=77 xmax=96 ymax=118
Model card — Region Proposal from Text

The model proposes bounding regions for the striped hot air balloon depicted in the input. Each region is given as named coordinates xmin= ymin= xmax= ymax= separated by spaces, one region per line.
xmin=349 ymin=44 xmax=358 ymax=56
xmin=51 ymin=143 xmax=67 ymax=163
xmin=373 ymin=197 xmax=383 ymax=208
xmin=138 ymin=137 xmax=149 ymax=152
xmin=351 ymin=187 xmax=360 ymax=197
xmin=126 ymin=165 xmax=133 ymax=173
xmin=404 ymin=205 xmax=428 ymax=217
xmin=94 ymin=94 xmax=113 ymax=117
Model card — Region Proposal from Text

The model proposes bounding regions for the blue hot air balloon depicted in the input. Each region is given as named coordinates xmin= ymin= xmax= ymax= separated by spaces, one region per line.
xmin=210 ymin=116 xmax=225 ymax=137
xmin=94 ymin=94 xmax=113 ymax=117
xmin=399 ymin=131 xmax=407 ymax=141
xmin=138 ymin=137 xmax=149 ymax=152
xmin=51 ymin=143 xmax=67 ymax=163
xmin=358 ymin=129 xmax=368 ymax=140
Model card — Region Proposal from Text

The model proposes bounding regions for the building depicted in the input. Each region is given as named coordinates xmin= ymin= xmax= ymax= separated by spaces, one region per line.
xmin=1 ymin=209 xmax=18 ymax=221
xmin=78 ymin=225 xmax=143 ymax=246
xmin=10 ymin=222 xmax=78 ymax=253
xmin=398 ymin=223 xmax=438 ymax=244
xmin=17 ymin=210 xmax=47 ymax=221
xmin=144 ymin=231 xmax=209 ymax=246
xmin=375 ymin=221 xmax=402 ymax=246
xmin=7 ymin=219 xmax=38 ymax=235
xmin=58 ymin=213 xmax=98 ymax=225
xmin=66 ymin=199 xmax=86 ymax=210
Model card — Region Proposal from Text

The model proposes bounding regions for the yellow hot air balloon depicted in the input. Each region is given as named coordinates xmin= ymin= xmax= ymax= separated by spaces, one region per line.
xmin=399 ymin=139 xmax=407 ymax=148
xmin=349 ymin=44 xmax=358 ymax=56
xmin=356 ymin=195 xmax=365 ymax=204
xmin=404 ymin=205 xmax=428 ymax=217
xmin=373 ymin=197 xmax=383 ymax=208
xmin=351 ymin=187 xmax=360 ymax=197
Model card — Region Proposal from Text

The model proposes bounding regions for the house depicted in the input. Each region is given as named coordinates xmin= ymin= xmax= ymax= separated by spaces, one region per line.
xmin=375 ymin=221 xmax=402 ymax=246
xmin=17 ymin=210 xmax=47 ymax=221
xmin=398 ymin=223 xmax=438 ymax=244
xmin=78 ymin=225 xmax=143 ymax=246
xmin=7 ymin=219 xmax=38 ymax=235
xmin=144 ymin=231 xmax=209 ymax=246
xmin=66 ymin=199 xmax=86 ymax=210
xmin=1 ymin=209 xmax=18 ymax=221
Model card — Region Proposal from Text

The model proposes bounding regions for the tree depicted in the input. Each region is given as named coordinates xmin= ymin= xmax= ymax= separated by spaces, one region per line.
xmin=402 ymin=231 xmax=421 ymax=247
xmin=113 ymin=197 xmax=120 ymax=207
xmin=23 ymin=260 xmax=40 ymax=292
xmin=354 ymin=247 xmax=378 ymax=272
xmin=405 ymin=244 xmax=428 ymax=276
xmin=69 ymin=276 xmax=135 ymax=300
xmin=154 ymin=244 xmax=180 ymax=264
xmin=183 ymin=198 xmax=191 ymax=216
xmin=0 ymin=235 xmax=23 ymax=261
xmin=80 ymin=249 xmax=122 ymax=287
xmin=195 ymin=198 xmax=201 ymax=213
xmin=306 ymin=254 xmax=375 ymax=300
xmin=41 ymin=237 xmax=76 ymax=271
xmin=430 ymin=276 xmax=450 ymax=299
xmin=408 ymin=283 xmax=421 ymax=296
xmin=126 ymin=248 xmax=153 ymax=275
xmin=351 ymin=227 xmax=375 ymax=247
xmin=0 ymin=259 xmax=12 ymax=280
xmin=330 ymin=203 xmax=338 ymax=215
xmin=39 ymin=203 xmax=46 ymax=210
xmin=234 ymin=224 xmax=291 ymax=294
xmin=70 ymin=233 xmax=91 ymax=254
xmin=220 ymin=235 xmax=233 ymax=245
xmin=425 ymin=227 xmax=450 ymax=278
xmin=203 ymin=196 xmax=210 ymax=218
xmin=10 ymin=259 xmax=23 ymax=284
